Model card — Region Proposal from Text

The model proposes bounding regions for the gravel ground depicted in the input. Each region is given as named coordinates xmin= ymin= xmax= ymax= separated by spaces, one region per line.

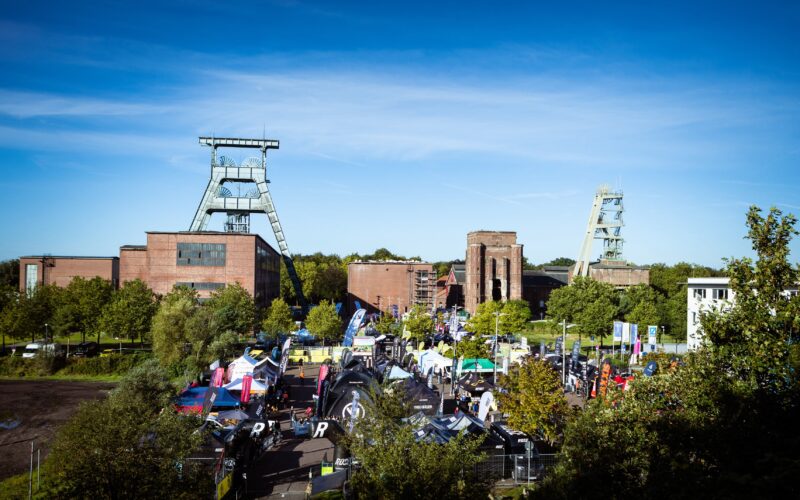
xmin=0 ymin=380 xmax=115 ymax=480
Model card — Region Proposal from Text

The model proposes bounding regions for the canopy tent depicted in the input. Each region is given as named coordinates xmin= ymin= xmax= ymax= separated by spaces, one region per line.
xmin=457 ymin=372 xmax=495 ymax=395
xmin=255 ymin=357 xmax=279 ymax=384
xmin=418 ymin=349 xmax=452 ymax=376
xmin=459 ymin=358 xmax=496 ymax=373
xmin=227 ymin=352 xmax=259 ymax=382
xmin=385 ymin=365 xmax=412 ymax=380
xmin=294 ymin=328 xmax=315 ymax=343
xmin=224 ymin=377 xmax=269 ymax=394
xmin=175 ymin=387 xmax=240 ymax=414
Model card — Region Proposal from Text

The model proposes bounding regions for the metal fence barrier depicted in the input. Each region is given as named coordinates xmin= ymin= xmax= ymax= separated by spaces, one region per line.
xmin=475 ymin=453 xmax=559 ymax=484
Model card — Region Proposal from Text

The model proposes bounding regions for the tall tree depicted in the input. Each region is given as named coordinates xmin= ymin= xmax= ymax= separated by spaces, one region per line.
xmin=261 ymin=297 xmax=294 ymax=338
xmin=305 ymin=299 xmax=342 ymax=345
xmin=466 ymin=300 xmax=532 ymax=336
xmin=546 ymin=277 xmax=619 ymax=341
xmin=53 ymin=277 xmax=114 ymax=342
xmin=205 ymin=282 xmax=255 ymax=336
xmin=98 ymin=279 xmax=158 ymax=345
xmin=0 ymin=259 xmax=19 ymax=288
xmin=497 ymin=358 xmax=569 ymax=444
xmin=0 ymin=284 xmax=61 ymax=342
xmin=620 ymin=284 xmax=665 ymax=335
xmin=403 ymin=304 xmax=434 ymax=342
xmin=150 ymin=287 xmax=198 ymax=369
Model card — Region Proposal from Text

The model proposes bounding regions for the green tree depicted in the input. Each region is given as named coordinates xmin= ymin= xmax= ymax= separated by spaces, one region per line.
xmin=536 ymin=206 xmax=800 ymax=498
xmin=455 ymin=335 xmax=490 ymax=359
xmin=403 ymin=304 xmax=434 ymax=342
xmin=466 ymin=300 xmax=531 ymax=336
xmin=43 ymin=360 xmax=209 ymax=499
xmin=0 ymin=259 xmax=19 ymax=288
xmin=465 ymin=300 xmax=503 ymax=336
xmin=620 ymin=284 xmax=665 ymax=335
xmin=98 ymin=279 xmax=158 ymax=345
xmin=347 ymin=388 xmax=490 ymax=499
xmin=306 ymin=299 xmax=342 ymax=345
xmin=54 ymin=277 xmax=114 ymax=342
xmin=497 ymin=358 xmax=569 ymax=444
xmin=0 ymin=285 xmax=60 ymax=342
xmin=261 ymin=297 xmax=294 ymax=338
xmin=649 ymin=262 xmax=726 ymax=339
xmin=151 ymin=288 xmax=197 ymax=368
xmin=374 ymin=310 xmax=398 ymax=335
xmin=208 ymin=330 xmax=240 ymax=362
xmin=546 ymin=277 xmax=619 ymax=341
xmin=205 ymin=282 xmax=255 ymax=336
xmin=542 ymin=257 xmax=577 ymax=267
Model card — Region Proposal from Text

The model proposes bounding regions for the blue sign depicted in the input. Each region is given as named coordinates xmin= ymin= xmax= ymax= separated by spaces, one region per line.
xmin=648 ymin=325 xmax=658 ymax=347
xmin=613 ymin=321 xmax=623 ymax=342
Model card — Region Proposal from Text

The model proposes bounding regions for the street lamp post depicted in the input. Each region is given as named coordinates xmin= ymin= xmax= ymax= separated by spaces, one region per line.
xmin=44 ymin=324 xmax=49 ymax=343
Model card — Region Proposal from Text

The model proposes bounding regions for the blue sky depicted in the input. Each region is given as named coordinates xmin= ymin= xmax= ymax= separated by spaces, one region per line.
xmin=1 ymin=1 xmax=799 ymax=267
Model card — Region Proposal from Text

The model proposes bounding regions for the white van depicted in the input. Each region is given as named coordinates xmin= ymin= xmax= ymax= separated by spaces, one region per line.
xmin=22 ymin=343 xmax=64 ymax=358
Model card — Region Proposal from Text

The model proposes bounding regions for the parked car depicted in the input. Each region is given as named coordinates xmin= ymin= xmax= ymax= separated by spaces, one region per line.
xmin=70 ymin=341 xmax=99 ymax=358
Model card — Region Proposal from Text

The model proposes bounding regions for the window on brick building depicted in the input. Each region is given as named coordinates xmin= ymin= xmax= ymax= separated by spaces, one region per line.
xmin=176 ymin=243 xmax=226 ymax=266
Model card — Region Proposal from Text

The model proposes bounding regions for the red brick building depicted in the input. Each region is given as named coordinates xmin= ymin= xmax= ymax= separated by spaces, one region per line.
xmin=465 ymin=231 xmax=523 ymax=314
xmin=568 ymin=260 xmax=650 ymax=288
xmin=19 ymin=256 xmax=119 ymax=295
xmin=120 ymin=231 xmax=280 ymax=307
xmin=347 ymin=261 xmax=435 ymax=314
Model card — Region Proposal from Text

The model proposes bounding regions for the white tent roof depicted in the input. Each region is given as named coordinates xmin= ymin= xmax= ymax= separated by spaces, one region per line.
xmin=224 ymin=377 xmax=268 ymax=393
xmin=419 ymin=349 xmax=452 ymax=375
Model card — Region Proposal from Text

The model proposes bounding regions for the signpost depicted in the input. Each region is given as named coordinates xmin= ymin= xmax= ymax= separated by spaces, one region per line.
xmin=648 ymin=325 xmax=658 ymax=351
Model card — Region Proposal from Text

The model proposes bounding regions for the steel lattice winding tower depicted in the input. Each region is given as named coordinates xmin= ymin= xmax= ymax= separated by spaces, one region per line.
xmin=574 ymin=184 xmax=624 ymax=277
xmin=190 ymin=137 xmax=306 ymax=308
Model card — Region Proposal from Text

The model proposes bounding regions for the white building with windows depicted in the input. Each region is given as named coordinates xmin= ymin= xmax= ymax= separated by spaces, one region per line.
xmin=687 ymin=277 xmax=799 ymax=350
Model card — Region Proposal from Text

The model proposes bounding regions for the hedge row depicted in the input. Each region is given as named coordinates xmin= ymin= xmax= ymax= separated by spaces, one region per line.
xmin=0 ymin=353 xmax=151 ymax=378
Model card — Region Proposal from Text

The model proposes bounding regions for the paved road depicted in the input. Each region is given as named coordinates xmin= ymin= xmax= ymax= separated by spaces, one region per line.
xmin=249 ymin=365 xmax=334 ymax=499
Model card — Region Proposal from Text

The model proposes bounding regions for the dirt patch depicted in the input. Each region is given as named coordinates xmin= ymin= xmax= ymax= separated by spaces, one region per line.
xmin=0 ymin=380 xmax=115 ymax=480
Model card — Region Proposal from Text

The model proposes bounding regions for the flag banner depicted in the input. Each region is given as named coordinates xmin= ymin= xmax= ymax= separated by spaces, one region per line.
xmin=279 ymin=338 xmax=292 ymax=375
xmin=613 ymin=321 xmax=623 ymax=342
xmin=241 ymin=375 xmax=252 ymax=403
xmin=571 ymin=340 xmax=581 ymax=369
xmin=212 ymin=367 xmax=225 ymax=387
xmin=622 ymin=322 xmax=631 ymax=343
xmin=630 ymin=324 xmax=638 ymax=346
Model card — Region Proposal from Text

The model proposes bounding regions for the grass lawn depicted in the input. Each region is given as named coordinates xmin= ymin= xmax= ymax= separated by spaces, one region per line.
xmin=517 ymin=320 xmax=685 ymax=352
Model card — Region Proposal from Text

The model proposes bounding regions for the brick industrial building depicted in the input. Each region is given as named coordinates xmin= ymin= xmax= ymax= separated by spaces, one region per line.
xmin=120 ymin=231 xmax=280 ymax=307
xmin=568 ymin=260 xmax=649 ymax=288
xmin=465 ymin=231 xmax=523 ymax=314
xmin=347 ymin=261 xmax=436 ymax=314
xmin=19 ymin=256 xmax=119 ymax=295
